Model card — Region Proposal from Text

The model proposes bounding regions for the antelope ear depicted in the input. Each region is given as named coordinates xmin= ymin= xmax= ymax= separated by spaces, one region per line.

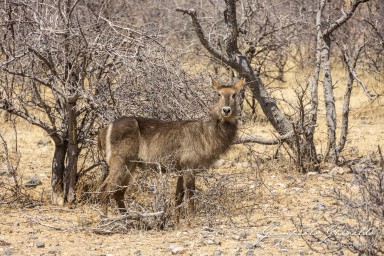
xmin=211 ymin=78 xmax=221 ymax=91
xmin=233 ymin=79 xmax=244 ymax=91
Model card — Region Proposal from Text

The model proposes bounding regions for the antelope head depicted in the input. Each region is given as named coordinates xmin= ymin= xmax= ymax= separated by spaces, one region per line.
xmin=211 ymin=78 xmax=244 ymax=123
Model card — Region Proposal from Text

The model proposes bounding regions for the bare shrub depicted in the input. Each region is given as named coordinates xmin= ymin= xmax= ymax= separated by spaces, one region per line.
xmin=0 ymin=122 xmax=36 ymax=206
xmin=91 ymin=164 xmax=181 ymax=232
xmin=90 ymin=145 xmax=265 ymax=232
xmin=294 ymin=147 xmax=384 ymax=255
xmin=197 ymin=166 xmax=262 ymax=227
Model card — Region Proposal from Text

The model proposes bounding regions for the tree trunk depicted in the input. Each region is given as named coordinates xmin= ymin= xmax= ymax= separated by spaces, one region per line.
xmin=64 ymin=100 xmax=78 ymax=203
xmin=51 ymin=142 xmax=66 ymax=205
xmin=249 ymin=76 xmax=293 ymax=135
xmin=320 ymin=35 xmax=338 ymax=163
xmin=337 ymin=59 xmax=353 ymax=154
xmin=337 ymin=45 xmax=363 ymax=153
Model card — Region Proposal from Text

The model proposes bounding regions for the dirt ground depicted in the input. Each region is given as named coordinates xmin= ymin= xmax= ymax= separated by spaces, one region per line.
xmin=0 ymin=168 xmax=360 ymax=256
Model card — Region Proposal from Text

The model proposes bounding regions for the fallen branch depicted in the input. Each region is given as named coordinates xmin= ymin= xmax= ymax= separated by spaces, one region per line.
xmin=23 ymin=215 xmax=69 ymax=231
xmin=99 ymin=211 xmax=164 ymax=222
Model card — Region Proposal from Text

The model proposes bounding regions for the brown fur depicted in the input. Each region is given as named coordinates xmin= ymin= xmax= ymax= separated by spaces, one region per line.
xmin=98 ymin=79 xmax=244 ymax=220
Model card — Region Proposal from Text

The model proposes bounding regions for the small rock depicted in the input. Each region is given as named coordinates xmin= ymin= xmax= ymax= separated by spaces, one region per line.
xmin=5 ymin=249 xmax=13 ymax=256
xmin=313 ymin=203 xmax=326 ymax=211
xmin=134 ymin=250 xmax=142 ymax=256
xmin=0 ymin=169 xmax=8 ymax=176
xmin=203 ymin=227 xmax=214 ymax=232
xmin=170 ymin=246 xmax=185 ymax=255
xmin=321 ymin=169 xmax=330 ymax=174
xmin=284 ymin=175 xmax=294 ymax=180
xmin=199 ymin=254 xmax=208 ymax=256
xmin=231 ymin=235 xmax=240 ymax=241
xmin=47 ymin=250 xmax=60 ymax=255
xmin=330 ymin=167 xmax=345 ymax=175
xmin=232 ymin=247 xmax=241 ymax=256
xmin=213 ymin=250 xmax=223 ymax=256
xmin=36 ymin=241 xmax=45 ymax=248
xmin=214 ymin=159 xmax=225 ymax=168
xmin=273 ymin=239 xmax=281 ymax=246
xmin=239 ymin=231 xmax=247 ymax=239
xmin=307 ymin=172 xmax=318 ymax=176
xmin=25 ymin=175 xmax=42 ymax=188
xmin=246 ymin=250 xmax=255 ymax=256
xmin=235 ymin=162 xmax=250 ymax=168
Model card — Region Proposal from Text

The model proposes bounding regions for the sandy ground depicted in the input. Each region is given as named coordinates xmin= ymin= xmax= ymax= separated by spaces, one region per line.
xmin=0 ymin=170 xmax=359 ymax=256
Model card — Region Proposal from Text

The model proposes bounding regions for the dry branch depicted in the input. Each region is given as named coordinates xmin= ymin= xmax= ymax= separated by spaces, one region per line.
xmin=322 ymin=0 xmax=370 ymax=37
xmin=175 ymin=8 xmax=234 ymax=66
xmin=234 ymin=131 xmax=293 ymax=145
xmin=337 ymin=43 xmax=366 ymax=153
xmin=100 ymin=211 xmax=164 ymax=222
xmin=342 ymin=47 xmax=374 ymax=99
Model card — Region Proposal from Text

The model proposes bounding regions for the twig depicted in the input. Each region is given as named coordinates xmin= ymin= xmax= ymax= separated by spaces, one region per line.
xmin=342 ymin=47 xmax=374 ymax=99
xmin=23 ymin=215 xmax=69 ymax=231
xmin=378 ymin=145 xmax=384 ymax=173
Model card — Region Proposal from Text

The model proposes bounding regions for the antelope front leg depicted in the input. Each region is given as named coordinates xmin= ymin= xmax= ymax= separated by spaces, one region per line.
xmin=99 ymin=181 xmax=110 ymax=216
xmin=183 ymin=172 xmax=196 ymax=217
xmin=174 ymin=175 xmax=184 ymax=224
xmin=174 ymin=172 xmax=196 ymax=223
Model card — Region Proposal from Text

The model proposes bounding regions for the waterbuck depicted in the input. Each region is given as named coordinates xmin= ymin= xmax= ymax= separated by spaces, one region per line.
xmin=98 ymin=78 xmax=244 ymax=220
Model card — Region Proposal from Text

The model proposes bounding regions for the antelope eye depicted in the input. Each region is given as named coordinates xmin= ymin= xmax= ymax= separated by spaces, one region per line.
xmin=231 ymin=94 xmax=236 ymax=99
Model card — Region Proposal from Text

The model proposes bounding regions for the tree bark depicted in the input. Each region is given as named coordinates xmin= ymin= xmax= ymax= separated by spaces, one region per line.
xmin=64 ymin=99 xmax=78 ymax=203
xmin=320 ymin=35 xmax=338 ymax=163
xmin=51 ymin=142 xmax=66 ymax=206
xmin=337 ymin=44 xmax=364 ymax=153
